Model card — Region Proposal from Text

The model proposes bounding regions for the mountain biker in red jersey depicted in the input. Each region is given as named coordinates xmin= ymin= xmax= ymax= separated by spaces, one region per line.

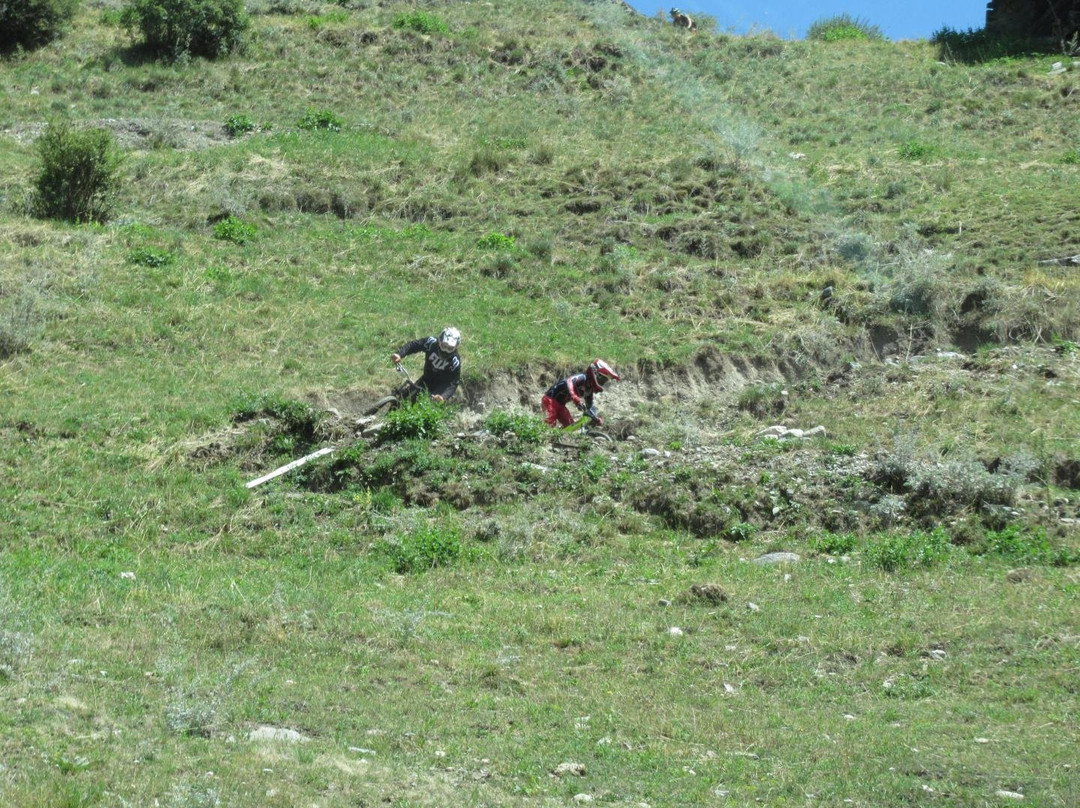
xmin=541 ymin=359 xmax=620 ymax=427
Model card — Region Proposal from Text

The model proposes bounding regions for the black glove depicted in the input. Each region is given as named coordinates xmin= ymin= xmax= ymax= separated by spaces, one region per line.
xmin=585 ymin=406 xmax=601 ymax=425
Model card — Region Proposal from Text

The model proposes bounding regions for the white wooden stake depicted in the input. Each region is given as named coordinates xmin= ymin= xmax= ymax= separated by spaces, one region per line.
xmin=245 ymin=445 xmax=338 ymax=489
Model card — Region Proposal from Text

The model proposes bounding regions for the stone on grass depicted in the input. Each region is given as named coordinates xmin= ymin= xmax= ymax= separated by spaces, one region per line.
xmin=752 ymin=552 xmax=801 ymax=565
xmin=554 ymin=762 xmax=587 ymax=777
xmin=248 ymin=726 xmax=309 ymax=743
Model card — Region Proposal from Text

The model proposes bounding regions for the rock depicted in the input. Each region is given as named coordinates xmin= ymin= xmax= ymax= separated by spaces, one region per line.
xmin=573 ymin=795 xmax=594 ymax=803
xmin=248 ymin=726 xmax=309 ymax=743
xmin=995 ymin=790 xmax=1024 ymax=800
xmin=640 ymin=448 xmax=661 ymax=459
xmin=757 ymin=425 xmax=788 ymax=437
xmin=752 ymin=552 xmax=801 ymax=565
xmin=554 ymin=762 xmax=587 ymax=777
xmin=804 ymin=425 xmax=826 ymax=438
xmin=668 ymin=626 xmax=684 ymax=636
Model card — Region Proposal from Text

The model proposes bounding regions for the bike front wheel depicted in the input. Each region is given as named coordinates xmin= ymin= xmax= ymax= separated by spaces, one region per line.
xmin=363 ymin=395 xmax=399 ymax=417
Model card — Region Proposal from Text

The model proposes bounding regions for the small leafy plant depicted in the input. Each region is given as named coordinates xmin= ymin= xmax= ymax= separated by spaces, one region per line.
xmin=483 ymin=410 xmax=545 ymax=444
xmin=224 ymin=114 xmax=255 ymax=137
xmin=386 ymin=524 xmax=463 ymax=573
xmin=379 ymin=398 xmax=451 ymax=442
xmin=392 ymin=11 xmax=448 ymax=35
xmin=297 ymin=110 xmax=342 ymax=132
xmin=476 ymin=232 xmax=516 ymax=250
xmin=213 ymin=215 xmax=256 ymax=244
xmin=127 ymin=246 xmax=174 ymax=267
xmin=865 ymin=528 xmax=950 ymax=572
xmin=899 ymin=140 xmax=935 ymax=160
xmin=808 ymin=14 xmax=884 ymax=42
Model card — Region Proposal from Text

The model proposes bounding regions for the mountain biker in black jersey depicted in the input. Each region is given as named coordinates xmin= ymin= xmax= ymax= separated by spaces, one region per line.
xmin=391 ymin=327 xmax=462 ymax=403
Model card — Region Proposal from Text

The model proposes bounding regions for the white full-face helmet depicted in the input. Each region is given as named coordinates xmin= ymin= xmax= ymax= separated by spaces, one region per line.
xmin=438 ymin=327 xmax=461 ymax=354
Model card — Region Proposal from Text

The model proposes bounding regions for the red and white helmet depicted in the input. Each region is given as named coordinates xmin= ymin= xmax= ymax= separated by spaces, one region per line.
xmin=586 ymin=359 xmax=620 ymax=390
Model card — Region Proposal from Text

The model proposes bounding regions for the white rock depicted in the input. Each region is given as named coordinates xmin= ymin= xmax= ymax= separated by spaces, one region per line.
xmin=248 ymin=726 xmax=309 ymax=743
xmin=757 ymin=425 xmax=788 ymax=437
xmin=573 ymin=795 xmax=593 ymax=803
xmin=753 ymin=552 xmax=801 ymax=565
xmin=995 ymin=790 xmax=1024 ymax=800
xmin=747 ymin=602 xmax=760 ymax=612
xmin=668 ymin=626 xmax=684 ymax=636
xmin=554 ymin=762 xmax=587 ymax=777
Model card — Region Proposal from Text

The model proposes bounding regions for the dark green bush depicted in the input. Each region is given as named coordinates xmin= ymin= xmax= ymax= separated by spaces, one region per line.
xmin=121 ymin=0 xmax=249 ymax=61
xmin=930 ymin=26 xmax=1045 ymax=64
xmin=32 ymin=121 xmax=122 ymax=224
xmin=1 ymin=0 xmax=79 ymax=52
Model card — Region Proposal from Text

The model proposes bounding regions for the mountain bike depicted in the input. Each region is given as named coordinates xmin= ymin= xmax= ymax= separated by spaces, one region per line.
xmin=554 ymin=406 xmax=613 ymax=449
xmin=363 ymin=363 xmax=421 ymax=417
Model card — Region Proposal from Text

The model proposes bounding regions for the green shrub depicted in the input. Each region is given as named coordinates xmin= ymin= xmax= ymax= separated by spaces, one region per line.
xmin=724 ymin=521 xmax=755 ymax=542
xmin=121 ymin=0 xmax=249 ymax=61
xmin=213 ymin=215 xmax=256 ymax=244
xmin=476 ymin=232 xmax=515 ymax=250
xmin=985 ymin=525 xmax=1064 ymax=564
xmin=898 ymin=140 xmax=935 ymax=160
xmin=1 ymin=0 xmax=79 ymax=51
xmin=483 ymin=410 xmax=545 ymax=444
xmin=379 ymin=398 xmax=450 ymax=442
xmin=392 ymin=11 xmax=448 ymax=35
xmin=127 ymin=246 xmax=174 ymax=267
xmin=808 ymin=14 xmax=884 ymax=42
xmin=224 ymin=114 xmax=255 ymax=137
xmin=865 ymin=528 xmax=950 ymax=572
xmin=810 ymin=531 xmax=857 ymax=556
xmin=1063 ymin=149 xmax=1080 ymax=165
xmin=386 ymin=524 xmax=462 ymax=573
xmin=32 ymin=121 xmax=122 ymax=224
xmin=297 ymin=110 xmax=342 ymax=132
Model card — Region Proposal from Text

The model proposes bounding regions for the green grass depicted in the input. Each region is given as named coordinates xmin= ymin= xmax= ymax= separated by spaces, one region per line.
xmin=2 ymin=1 xmax=1080 ymax=804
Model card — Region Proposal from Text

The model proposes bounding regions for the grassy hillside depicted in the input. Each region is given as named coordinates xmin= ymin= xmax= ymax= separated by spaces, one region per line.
xmin=1 ymin=2 xmax=1078 ymax=805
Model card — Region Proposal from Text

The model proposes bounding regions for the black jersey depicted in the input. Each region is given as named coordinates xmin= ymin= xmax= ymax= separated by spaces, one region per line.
xmin=396 ymin=336 xmax=461 ymax=399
